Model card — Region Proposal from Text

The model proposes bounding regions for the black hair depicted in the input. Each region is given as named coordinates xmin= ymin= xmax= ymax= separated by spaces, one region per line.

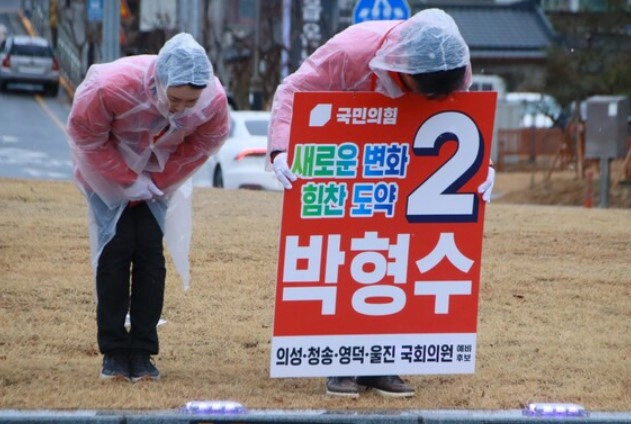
xmin=187 ymin=83 xmax=207 ymax=89
xmin=407 ymin=66 xmax=466 ymax=99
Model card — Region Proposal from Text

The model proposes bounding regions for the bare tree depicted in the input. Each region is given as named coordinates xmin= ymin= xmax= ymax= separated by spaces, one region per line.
xmin=545 ymin=3 xmax=631 ymax=109
xmin=202 ymin=0 xmax=284 ymax=110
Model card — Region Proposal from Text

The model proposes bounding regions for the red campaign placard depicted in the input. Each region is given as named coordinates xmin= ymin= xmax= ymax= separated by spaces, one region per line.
xmin=270 ymin=91 xmax=497 ymax=378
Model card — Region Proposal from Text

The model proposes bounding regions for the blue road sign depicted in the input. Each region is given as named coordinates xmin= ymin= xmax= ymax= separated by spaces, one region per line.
xmin=87 ymin=0 xmax=103 ymax=22
xmin=353 ymin=0 xmax=411 ymax=24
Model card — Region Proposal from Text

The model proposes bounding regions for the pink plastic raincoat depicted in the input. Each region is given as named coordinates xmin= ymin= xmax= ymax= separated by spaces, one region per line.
xmin=67 ymin=33 xmax=230 ymax=288
xmin=268 ymin=8 xmax=472 ymax=157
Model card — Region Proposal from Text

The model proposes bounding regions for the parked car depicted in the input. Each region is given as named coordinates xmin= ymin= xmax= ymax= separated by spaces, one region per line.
xmin=0 ymin=35 xmax=59 ymax=96
xmin=505 ymin=92 xmax=563 ymax=128
xmin=469 ymin=74 xmax=507 ymax=100
xmin=203 ymin=110 xmax=283 ymax=191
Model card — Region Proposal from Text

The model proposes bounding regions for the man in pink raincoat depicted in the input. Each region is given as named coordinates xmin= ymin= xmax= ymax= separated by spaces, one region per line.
xmin=67 ymin=33 xmax=229 ymax=383
xmin=267 ymin=8 xmax=495 ymax=398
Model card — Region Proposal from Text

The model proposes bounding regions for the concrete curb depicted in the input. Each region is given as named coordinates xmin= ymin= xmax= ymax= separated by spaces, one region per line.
xmin=17 ymin=10 xmax=75 ymax=100
xmin=1 ymin=408 xmax=631 ymax=423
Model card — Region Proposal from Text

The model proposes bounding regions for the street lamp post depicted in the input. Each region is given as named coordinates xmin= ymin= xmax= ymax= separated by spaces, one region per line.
xmin=102 ymin=0 xmax=120 ymax=63
xmin=249 ymin=0 xmax=263 ymax=110
xmin=178 ymin=0 xmax=201 ymax=41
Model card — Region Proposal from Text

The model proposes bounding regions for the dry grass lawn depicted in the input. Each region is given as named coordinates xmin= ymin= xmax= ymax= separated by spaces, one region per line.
xmin=0 ymin=169 xmax=630 ymax=412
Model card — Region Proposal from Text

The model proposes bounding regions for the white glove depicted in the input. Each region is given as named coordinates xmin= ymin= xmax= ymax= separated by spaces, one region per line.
xmin=272 ymin=152 xmax=298 ymax=190
xmin=146 ymin=178 xmax=164 ymax=198
xmin=147 ymin=178 xmax=164 ymax=199
xmin=477 ymin=166 xmax=495 ymax=203
xmin=124 ymin=173 xmax=164 ymax=201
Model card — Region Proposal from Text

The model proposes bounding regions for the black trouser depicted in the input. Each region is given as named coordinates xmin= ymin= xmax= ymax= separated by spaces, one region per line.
xmin=96 ymin=202 xmax=166 ymax=355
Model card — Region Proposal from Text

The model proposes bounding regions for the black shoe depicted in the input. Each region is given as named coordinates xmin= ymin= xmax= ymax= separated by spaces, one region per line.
xmin=325 ymin=376 xmax=359 ymax=397
xmin=100 ymin=353 xmax=130 ymax=382
xmin=130 ymin=352 xmax=160 ymax=382
xmin=356 ymin=375 xmax=415 ymax=398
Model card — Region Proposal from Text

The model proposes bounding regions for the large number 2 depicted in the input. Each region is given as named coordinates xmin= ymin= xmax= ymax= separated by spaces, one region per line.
xmin=407 ymin=111 xmax=484 ymax=223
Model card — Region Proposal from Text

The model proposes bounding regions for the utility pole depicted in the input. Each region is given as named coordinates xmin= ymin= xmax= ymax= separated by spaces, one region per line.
xmin=178 ymin=0 xmax=201 ymax=41
xmin=249 ymin=0 xmax=263 ymax=110
xmin=281 ymin=0 xmax=291 ymax=80
xmin=102 ymin=0 xmax=120 ymax=63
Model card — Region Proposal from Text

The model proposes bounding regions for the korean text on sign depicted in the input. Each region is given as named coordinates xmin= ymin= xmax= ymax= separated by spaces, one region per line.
xmin=272 ymin=91 xmax=497 ymax=378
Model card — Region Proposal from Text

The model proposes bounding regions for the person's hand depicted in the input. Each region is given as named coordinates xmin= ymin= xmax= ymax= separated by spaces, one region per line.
xmin=124 ymin=173 xmax=164 ymax=201
xmin=146 ymin=178 xmax=163 ymax=198
xmin=477 ymin=166 xmax=495 ymax=203
xmin=273 ymin=152 xmax=298 ymax=190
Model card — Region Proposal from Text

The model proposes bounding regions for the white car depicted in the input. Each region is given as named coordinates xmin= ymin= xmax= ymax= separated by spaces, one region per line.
xmin=200 ymin=110 xmax=283 ymax=191
xmin=505 ymin=92 xmax=562 ymax=128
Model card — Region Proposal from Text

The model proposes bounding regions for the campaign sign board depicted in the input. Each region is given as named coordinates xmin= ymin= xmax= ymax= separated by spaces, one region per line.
xmin=270 ymin=91 xmax=497 ymax=378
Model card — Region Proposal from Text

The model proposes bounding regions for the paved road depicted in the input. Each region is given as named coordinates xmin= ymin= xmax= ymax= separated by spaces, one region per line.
xmin=0 ymin=4 xmax=75 ymax=181
xmin=0 ymin=90 xmax=73 ymax=180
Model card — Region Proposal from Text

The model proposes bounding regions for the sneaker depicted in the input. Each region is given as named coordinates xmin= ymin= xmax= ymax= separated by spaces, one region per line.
xmin=356 ymin=375 xmax=415 ymax=398
xmin=130 ymin=353 xmax=160 ymax=382
xmin=100 ymin=353 xmax=130 ymax=382
xmin=326 ymin=376 xmax=359 ymax=397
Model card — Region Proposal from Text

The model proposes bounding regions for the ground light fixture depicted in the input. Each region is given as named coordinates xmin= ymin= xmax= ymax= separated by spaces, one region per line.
xmin=523 ymin=402 xmax=589 ymax=418
xmin=180 ymin=400 xmax=247 ymax=415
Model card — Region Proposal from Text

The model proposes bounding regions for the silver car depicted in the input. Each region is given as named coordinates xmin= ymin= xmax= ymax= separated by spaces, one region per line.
xmin=0 ymin=35 xmax=60 ymax=96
